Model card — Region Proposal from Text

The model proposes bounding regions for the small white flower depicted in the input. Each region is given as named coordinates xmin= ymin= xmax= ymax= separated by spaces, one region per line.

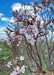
xmin=2 ymin=57 xmax=8 ymax=60
xmin=25 ymin=34 xmax=31 ymax=40
xmin=6 ymin=61 xmax=12 ymax=68
xmin=45 ymin=50 xmax=47 ymax=53
xmin=29 ymin=38 xmax=36 ymax=45
xmin=0 ymin=48 xmax=2 ymax=51
xmin=17 ymin=43 xmax=19 ymax=47
xmin=32 ymin=28 xmax=39 ymax=36
xmin=51 ymin=62 xmax=53 ymax=65
xmin=16 ymin=66 xmax=20 ymax=71
xmin=10 ymin=71 xmax=17 ymax=75
xmin=14 ymin=66 xmax=21 ymax=74
xmin=20 ymin=56 xmax=24 ymax=61
xmin=40 ymin=20 xmax=44 ymax=24
xmin=21 ymin=65 xmax=25 ymax=73
xmin=7 ymin=43 xmax=10 ymax=45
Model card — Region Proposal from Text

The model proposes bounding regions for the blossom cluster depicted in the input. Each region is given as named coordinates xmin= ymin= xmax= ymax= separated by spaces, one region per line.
xmin=10 ymin=65 xmax=25 ymax=75
xmin=6 ymin=56 xmax=26 ymax=75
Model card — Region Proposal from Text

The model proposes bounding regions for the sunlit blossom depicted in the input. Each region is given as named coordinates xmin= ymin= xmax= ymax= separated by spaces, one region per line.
xmin=25 ymin=34 xmax=32 ymax=40
xmin=51 ymin=62 xmax=53 ymax=65
xmin=25 ymin=66 xmax=28 ymax=69
xmin=21 ymin=65 xmax=25 ymax=73
xmin=20 ymin=56 xmax=24 ymax=61
xmin=10 ymin=71 xmax=17 ymax=75
xmin=6 ymin=61 xmax=12 ymax=68
xmin=29 ymin=38 xmax=36 ymax=45
xmin=40 ymin=25 xmax=43 ymax=29
xmin=0 ymin=48 xmax=2 ymax=51
xmin=2 ymin=57 xmax=8 ymax=60
xmin=14 ymin=66 xmax=21 ymax=73
xmin=19 ymin=28 xmax=27 ymax=35
xmin=17 ymin=43 xmax=19 ymax=46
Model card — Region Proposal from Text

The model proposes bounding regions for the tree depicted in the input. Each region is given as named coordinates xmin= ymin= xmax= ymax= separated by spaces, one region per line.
xmin=5 ymin=0 xmax=54 ymax=74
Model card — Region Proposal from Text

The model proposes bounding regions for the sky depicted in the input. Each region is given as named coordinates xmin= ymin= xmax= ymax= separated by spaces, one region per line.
xmin=0 ymin=0 xmax=42 ymax=26
xmin=0 ymin=0 xmax=35 ymax=39
xmin=0 ymin=0 xmax=34 ymax=27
